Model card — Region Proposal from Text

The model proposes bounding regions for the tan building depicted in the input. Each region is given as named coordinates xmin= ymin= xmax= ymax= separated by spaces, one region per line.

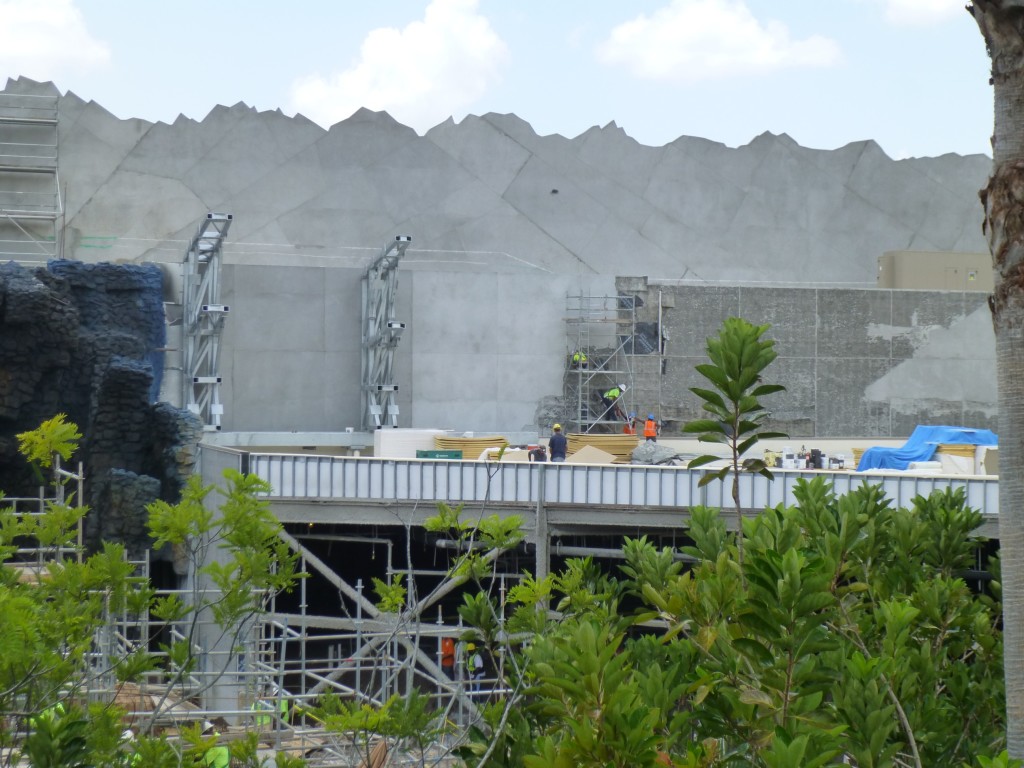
xmin=877 ymin=250 xmax=993 ymax=292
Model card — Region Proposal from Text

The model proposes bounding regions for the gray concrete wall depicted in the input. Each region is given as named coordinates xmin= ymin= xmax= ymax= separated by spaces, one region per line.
xmin=627 ymin=280 xmax=995 ymax=438
xmin=216 ymin=258 xmax=608 ymax=433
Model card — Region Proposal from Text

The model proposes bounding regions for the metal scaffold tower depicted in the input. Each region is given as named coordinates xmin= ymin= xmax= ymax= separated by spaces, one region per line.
xmin=182 ymin=213 xmax=233 ymax=431
xmin=361 ymin=235 xmax=410 ymax=430
xmin=563 ymin=293 xmax=637 ymax=432
xmin=0 ymin=91 xmax=62 ymax=261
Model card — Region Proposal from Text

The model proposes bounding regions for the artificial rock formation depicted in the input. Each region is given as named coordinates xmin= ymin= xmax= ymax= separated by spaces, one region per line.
xmin=0 ymin=260 xmax=200 ymax=553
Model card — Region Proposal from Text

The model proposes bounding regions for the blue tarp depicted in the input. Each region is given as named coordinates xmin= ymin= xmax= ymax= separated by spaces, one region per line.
xmin=856 ymin=425 xmax=998 ymax=471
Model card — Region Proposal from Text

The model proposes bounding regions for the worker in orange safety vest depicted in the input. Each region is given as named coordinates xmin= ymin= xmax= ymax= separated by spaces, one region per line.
xmin=644 ymin=414 xmax=659 ymax=442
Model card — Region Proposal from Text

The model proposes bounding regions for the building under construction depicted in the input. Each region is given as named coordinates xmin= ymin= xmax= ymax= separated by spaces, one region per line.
xmin=0 ymin=79 xmax=1003 ymax=762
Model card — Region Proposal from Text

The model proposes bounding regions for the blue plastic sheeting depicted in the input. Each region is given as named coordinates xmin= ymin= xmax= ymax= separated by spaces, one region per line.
xmin=856 ymin=425 xmax=998 ymax=471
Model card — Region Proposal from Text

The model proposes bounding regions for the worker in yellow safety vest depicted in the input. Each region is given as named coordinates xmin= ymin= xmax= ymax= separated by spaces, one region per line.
xmin=601 ymin=384 xmax=628 ymax=421
xmin=202 ymin=722 xmax=230 ymax=768
xmin=571 ymin=350 xmax=588 ymax=369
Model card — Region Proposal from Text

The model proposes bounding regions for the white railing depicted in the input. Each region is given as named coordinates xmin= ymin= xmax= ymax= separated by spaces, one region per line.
xmin=247 ymin=454 xmax=998 ymax=518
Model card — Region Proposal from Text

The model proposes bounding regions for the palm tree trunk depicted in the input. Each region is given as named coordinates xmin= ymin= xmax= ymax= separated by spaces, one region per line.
xmin=971 ymin=1 xmax=1024 ymax=755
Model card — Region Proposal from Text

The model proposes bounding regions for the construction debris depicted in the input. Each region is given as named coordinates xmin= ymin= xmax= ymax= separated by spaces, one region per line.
xmin=630 ymin=441 xmax=683 ymax=466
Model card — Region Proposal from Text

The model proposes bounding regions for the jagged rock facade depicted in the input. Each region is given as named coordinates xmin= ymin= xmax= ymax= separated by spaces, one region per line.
xmin=0 ymin=261 xmax=200 ymax=556
xmin=1 ymin=76 xmax=991 ymax=283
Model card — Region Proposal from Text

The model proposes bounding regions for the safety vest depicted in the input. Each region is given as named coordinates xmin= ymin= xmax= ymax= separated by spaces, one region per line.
xmin=572 ymin=351 xmax=587 ymax=365
xmin=623 ymin=422 xmax=636 ymax=435
xmin=644 ymin=419 xmax=658 ymax=438
xmin=604 ymin=387 xmax=621 ymax=399
xmin=204 ymin=745 xmax=230 ymax=768
xmin=441 ymin=637 xmax=456 ymax=667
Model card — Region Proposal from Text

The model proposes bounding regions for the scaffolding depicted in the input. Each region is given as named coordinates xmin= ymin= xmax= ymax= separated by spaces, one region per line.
xmin=563 ymin=293 xmax=637 ymax=432
xmin=0 ymin=91 xmax=62 ymax=262
xmin=3 ymin=482 xmax=508 ymax=766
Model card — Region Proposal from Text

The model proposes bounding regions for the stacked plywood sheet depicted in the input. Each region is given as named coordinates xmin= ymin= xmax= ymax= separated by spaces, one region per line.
xmin=935 ymin=443 xmax=980 ymax=474
xmin=566 ymin=433 xmax=641 ymax=464
xmin=435 ymin=435 xmax=509 ymax=460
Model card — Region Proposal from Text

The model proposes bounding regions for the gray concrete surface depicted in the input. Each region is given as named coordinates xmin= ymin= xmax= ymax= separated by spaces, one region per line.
xmin=0 ymin=77 xmax=998 ymax=438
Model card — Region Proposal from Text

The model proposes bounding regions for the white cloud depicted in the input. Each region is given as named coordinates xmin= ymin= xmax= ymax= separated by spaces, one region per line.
xmin=596 ymin=0 xmax=841 ymax=83
xmin=0 ymin=0 xmax=110 ymax=80
xmin=882 ymin=0 xmax=964 ymax=25
xmin=288 ymin=0 xmax=508 ymax=131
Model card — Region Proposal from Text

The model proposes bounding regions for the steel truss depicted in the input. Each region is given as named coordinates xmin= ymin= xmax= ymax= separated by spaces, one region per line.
xmin=182 ymin=213 xmax=233 ymax=431
xmin=360 ymin=235 xmax=410 ymax=430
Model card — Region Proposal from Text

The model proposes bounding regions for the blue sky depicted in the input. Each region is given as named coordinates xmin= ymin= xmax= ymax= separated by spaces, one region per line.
xmin=0 ymin=0 xmax=994 ymax=159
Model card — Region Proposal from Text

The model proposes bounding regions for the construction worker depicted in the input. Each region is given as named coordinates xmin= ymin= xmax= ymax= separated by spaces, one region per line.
xmin=465 ymin=643 xmax=485 ymax=692
xmin=120 ymin=728 xmax=142 ymax=767
xmin=441 ymin=636 xmax=456 ymax=676
xmin=202 ymin=722 xmax=230 ymax=768
xmin=623 ymin=412 xmax=638 ymax=435
xmin=644 ymin=414 xmax=659 ymax=442
xmin=601 ymin=384 xmax=628 ymax=421
xmin=571 ymin=350 xmax=588 ymax=369
xmin=548 ymin=424 xmax=567 ymax=462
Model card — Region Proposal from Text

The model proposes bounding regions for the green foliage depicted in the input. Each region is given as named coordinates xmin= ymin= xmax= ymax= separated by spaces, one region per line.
xmin=0 ymin=419 xmax=305 ymax=767
xmin=684 ymin=317 xmax=786 ymax=483
xmin=372 ymin=573 xmax=406 ymax=612
xmin=424 ymin=501 xmax=470 ymax=534
xmin=974 ymin=752 xmax=1024 ymax=768
xmin=455 ymin=476 xmax=1005 ymax=767
xmin=23 ymin=705 xmax=89 ymax=768
xmin=149 ymin=469 xmax=302 ymax=629
xmin=313 ymin=690 xmax=448 ymax=765
xmin=16 ymin=413 xmax=82 ymax=469
xmin=683 ymin=318 xmax=787 ymax=571
xmin=230 ymin=732 xmax=307 ymax=767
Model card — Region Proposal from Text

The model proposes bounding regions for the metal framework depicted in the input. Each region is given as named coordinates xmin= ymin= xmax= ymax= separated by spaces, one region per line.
xmin=563 ymin=293 xmax=637 ymax=432
xmin=360 ymin=235 xmax=410 ymax=430
xmin=0 ymin=91 xmax=61 ymax=261
xmin=182 ymin=213 xmax=233 ymax=431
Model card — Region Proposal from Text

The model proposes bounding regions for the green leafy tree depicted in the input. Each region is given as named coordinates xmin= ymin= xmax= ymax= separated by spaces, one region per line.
xmin=684 ymin=317 xmax=786 ymax=568
xmin=0 ymin=417 xmax=303 ymax=767
xmin=454 ymin=478 xmax=1005 ymax=767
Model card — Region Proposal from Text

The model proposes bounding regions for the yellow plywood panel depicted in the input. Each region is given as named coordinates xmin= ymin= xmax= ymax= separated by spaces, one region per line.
xmin=566 ymin=433 xmax=641 ymax=464
xmin=565 ymin=444 xmax=617 ymax=465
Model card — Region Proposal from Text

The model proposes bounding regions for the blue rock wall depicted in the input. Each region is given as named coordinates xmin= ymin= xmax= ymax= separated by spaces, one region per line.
xmin=0 ymin=260 xmax=197 ymax=556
